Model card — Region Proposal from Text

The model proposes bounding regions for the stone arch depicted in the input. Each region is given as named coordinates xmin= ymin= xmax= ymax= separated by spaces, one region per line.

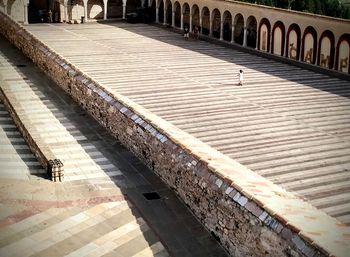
xmin=335 ymin=34 xmax=350 ymax=73
xmin=271 ymin=21 xmax=285 ymax=56
xmin=158 ymin=0 xmax=164 ymax=23
xmin=212 ymin=8 xmax=221 ymax=39
xmin=182 ymin=2 xmax=190 ymax=28
xmin=201 ymin=6 xmax=210 ymax=35
xmin=246 ymin=15 xmax=257 ymax=48
xmin=301 ymin=26 xmax=317 ymax=64
xmin=234 ymin=13 xmax=244 ymax=45
xmin=107 ymin=0 xmax=123 ymax=18
xmin=317 ymin=30 xmax=335 ymax=69
xmin=223 ymin=10 xmax=232 ymax=42
xmin=191 ymin=4 xmax=199 ymax=28
xmin=258 ymin=18 xmax=270 ymax=52
xmin=286 ymin=23 xmax=301 ymax=60
xmin=174 ymin=1 xmax=181 ymax=27
xmin=126 ymin=0 xmax=141 ymax=14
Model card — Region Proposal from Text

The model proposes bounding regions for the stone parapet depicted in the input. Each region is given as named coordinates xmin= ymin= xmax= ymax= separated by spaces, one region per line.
xmin=0 ymin=81 xmax=63 ymax=181
xmin=0 ymin=12 xmax=349 ymax=257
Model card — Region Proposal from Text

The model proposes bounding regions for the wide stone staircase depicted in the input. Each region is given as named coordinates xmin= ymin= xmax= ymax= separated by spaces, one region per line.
xmin=0 ymin=200 xmax=168 ymax=257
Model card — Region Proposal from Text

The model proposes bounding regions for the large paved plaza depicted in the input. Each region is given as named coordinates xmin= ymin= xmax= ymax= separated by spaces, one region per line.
xmin=24 ymin=21 xmax=350 ymax=225
xmin=0 ymin=36 xmax=229 ymax=257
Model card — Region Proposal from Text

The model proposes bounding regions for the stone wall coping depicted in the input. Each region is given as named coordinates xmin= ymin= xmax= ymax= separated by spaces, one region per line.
xmin=1 ymin=11 xmax=349 ymax=256
xmin=224 ymin=0 xmax=350 ymax=24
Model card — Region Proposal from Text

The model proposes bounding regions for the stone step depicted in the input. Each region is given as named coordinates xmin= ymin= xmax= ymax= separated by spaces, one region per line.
xmin=0 ymin=201 xmax=139 ymax=257
xmin=0 ymin=207 xmax=81 ymax=247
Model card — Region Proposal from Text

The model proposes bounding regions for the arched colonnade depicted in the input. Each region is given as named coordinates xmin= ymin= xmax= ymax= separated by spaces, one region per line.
xmin=19 ymin=0 xmax=350 ymax=74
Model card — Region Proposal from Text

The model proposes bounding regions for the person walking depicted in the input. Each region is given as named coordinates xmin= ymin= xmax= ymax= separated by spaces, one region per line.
xmin=238 ymin=69 xmax=244 ymax=86
xmin=48 ymin=9 xmax=53 ymax=23
xmin=184 ymin=25 xmax=190 ymax=40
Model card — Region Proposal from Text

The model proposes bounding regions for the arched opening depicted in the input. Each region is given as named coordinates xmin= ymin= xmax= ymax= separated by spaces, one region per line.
xmin=158 ymin=0 xmax=164 ymax=23
xmin=234 ymin=14 xmax=244 ymax=45
xmin=318 ymin=30 xmax=335 ymax=69
xmin=28 ymin=0 xmax=46 ymax=23
xmin=165 ymin=0 xmax=171 ymax=25
xmin=28 ymin=0 xmax=58 ymax=23
xmin=182 ymin=3 xmax=190 ymax=28
xmin=271 ymin=21 xmax=285 ymax=56
xmin=212 ymin=8 xmax=221 ymax=39
xmin=150 ymin=0 xmax=156 ymax=22
xmin=336 ymin=34 xmax=350 ymax=73
xmin=258 ymin=18 xmax=271 ymax=52
xmin=246 ymin=16 xmax=257 ymax=48
xmin=88 ymin=0 xmax=103 ymax=19
xmin=126 ymin=0 xmax=141 ymax=14
xmin=201 ymin=7 xmax=210 ymax=35
xmin=191 ymin=4 xmax=199 ymax=29
xmin=107 ymin=0 xmax=123 ymax=18
xmin=174 ymin=1 xmax=181 ymax=27
xmin=68 ymin=0 xmax=84 ymax=21
xmin=223 ymin=10 xmax=232 ymax=42
xmin=286 ymin=23 xmax=301 ymax=60
xmin=301 ymin=26 xmax=317 ymax=64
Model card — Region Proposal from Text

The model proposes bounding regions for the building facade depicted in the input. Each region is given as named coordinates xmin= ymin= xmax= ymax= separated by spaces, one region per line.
xmin=1 ymin=0 xmax=350 ymax=74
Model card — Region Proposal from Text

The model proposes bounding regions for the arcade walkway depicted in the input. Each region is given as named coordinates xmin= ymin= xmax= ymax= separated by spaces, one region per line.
xmin=24 ymin=21 xmax=350 ymax=226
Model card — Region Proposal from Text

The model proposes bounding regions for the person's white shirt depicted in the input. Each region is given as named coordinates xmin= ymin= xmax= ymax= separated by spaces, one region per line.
xmin=239 ymin=72 xmax=244 ymax=81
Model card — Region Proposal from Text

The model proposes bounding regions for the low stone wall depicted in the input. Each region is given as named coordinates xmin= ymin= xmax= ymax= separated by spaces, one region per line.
xmin=0 ymin=87 xmax=54 ymax=171
xmin=0 ymin=68 xmax=64 ymax=182
xmin=1 ymin=12 xmax=349 ymax=257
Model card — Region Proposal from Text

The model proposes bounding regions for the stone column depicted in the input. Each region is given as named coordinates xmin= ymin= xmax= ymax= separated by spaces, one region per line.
xmin=122 ymin=0 xmax=126 ymax=19
xmin=209 ymin=12 xmax=213 ymax=36
xmin=231 ymin=24 xmax=235 ymax=43
xmin=163 ymin=7 xmax=167 ymax=25
xmin=63 ymin=0 xmax=68 ymax=22
xmin=172 ymin=11 xmax=175 ymax=27
xmin=199 ymin=16 xmax=202 ymax=34
xmin=220 ymin=15 xmax=224 ymax=40
xmin=283 ymin=34 xmax=287 ymax=56
xmin=103 ymin=0 xmax=108 ymax=20
xmin=23 ymin=0 xmax=29 ymax=24
xmin=243 ymin=26 xmax=247 ymax=46
xmin=180 ymin=13 xmax=183 ymax=29
xmin=269 ymin=30 xmax=273 ymax=53
xmin=141 ymin=0 xmax=145 ymax=8
xmin=189 ymin=12 xmax=193 ymax=32
xmin=156 ymin=7 xmax=159 ymax=23
xmin=83 ymin=0 xmax=88 ymax=22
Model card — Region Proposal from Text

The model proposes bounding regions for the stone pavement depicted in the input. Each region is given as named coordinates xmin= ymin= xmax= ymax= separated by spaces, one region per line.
xmin=24 ymin=22 xmax=350 ymax=225
xmin=0 ymin=36 xmax=229 ymax=257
